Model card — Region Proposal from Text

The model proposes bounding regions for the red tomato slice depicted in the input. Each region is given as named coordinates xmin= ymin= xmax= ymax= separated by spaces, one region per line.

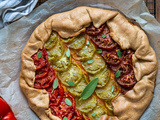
xmin=116 ymin=70 xmax=137 ymax=89
xmin=102 ymin=50 xmax=122 ymax=65
xmin=34 ymin=67 xmax=55 ymax=89
xmin=86 ymin=24 xmax=105 ymax=36
xmin=31 ymin=48 xmax=48 ymax=70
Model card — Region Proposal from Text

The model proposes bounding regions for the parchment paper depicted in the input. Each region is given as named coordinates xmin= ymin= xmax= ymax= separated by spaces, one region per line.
xmin=0 ymin=0 xmax=160 ymax=120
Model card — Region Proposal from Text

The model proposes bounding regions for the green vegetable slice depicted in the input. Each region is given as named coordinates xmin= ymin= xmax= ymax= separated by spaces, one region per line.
xmin=89 ymin=67 xmax=110 ymax=88
xmin=58 ymin=62 xmax=82 ymax=86
xmin=82 ymin=54 xmax=106 ymax=74
xmin=50 ymin=48 xmax=71 ymax=71
xmin=67 ymin=33 xmax=86 ymax=49
xmin=44 ymin=31 xmax=58 ymax=49
xmin=75 ymin=95 xmax=97 ymax=113
xmin=65 ymin=98 xmax=72 ymax=106
xmin=72 ymin=37 xmax=96 ymax=61
xmin=95 ymin=74 xmax=119 ymax=100
xmin=67 ymin=75 xmax=87 ymax=96
xmin=37 ymin=51 xmax=42 ymax=59
xmin=47 ymin=38 xmax=64 ymax=62
xmin=61 ymin=37 xmax=75 ymax=43
xmin=87 ymin=104 xmax=108 ymax=120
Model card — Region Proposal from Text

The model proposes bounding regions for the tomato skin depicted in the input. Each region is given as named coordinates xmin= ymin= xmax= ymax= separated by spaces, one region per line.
xmin=86 ymin=24 xmax=105 ymax=36
xmin=86 ymin=24 xmax=117 ymax=50
xmin=1 ymin=112 xmax=16 ymax=120
xmin=102 ymin=50 xmax=122 ymax=65
xmin=0 ymin=98 xmax=16 ymax=120
xmin=34 ymin=67 xmax=55 ymax=89
xmin=31 ymin=48 xmax=48 ymax=70
xmin=116 ymin=70 xmax=137 ymax=89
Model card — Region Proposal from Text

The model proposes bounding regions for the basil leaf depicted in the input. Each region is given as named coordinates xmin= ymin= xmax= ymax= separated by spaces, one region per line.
xmin=92 ymin=112 xmax=96 ymax=117
xmin=102 ymin=34 xmax=106 ymax=39
xmin=86 ymin=40 xmax=90 ymax=45
xmin=117 ymin=50 xmax=122 ymax=57
xmin=115 ymin=70 xmax=121 ymax=78
xmin=96 ymin=49 xmax=102 ymax=54
xmin=68 ymin=81 xmax=75 ymax=86
xmin=63 ymin=117 xmax=68 ymax=120
xmin=80 ymin=78 xmax=99 ymax=100
xmin=66 ymin=48 xmax=70 ymax=57
xmin=65 ymin=98 xmax=72 ymax=106
xmin=37 ymin=51 xmax=42 ymax=58
xmin=111 ymin=86 xmax=114 ymax=93
xmin=87 ymin=59 xmax=94 ymax=64
xmin=53 ymin=78 xmax=58 ymax=89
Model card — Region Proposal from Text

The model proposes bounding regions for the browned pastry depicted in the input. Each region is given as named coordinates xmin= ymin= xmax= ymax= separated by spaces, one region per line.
xmin=19 ymin=7 xmax=157 ymax=120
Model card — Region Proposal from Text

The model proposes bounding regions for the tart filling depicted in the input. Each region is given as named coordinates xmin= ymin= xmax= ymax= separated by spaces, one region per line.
xmin=31 ymin=24 xmax=137 ymax=120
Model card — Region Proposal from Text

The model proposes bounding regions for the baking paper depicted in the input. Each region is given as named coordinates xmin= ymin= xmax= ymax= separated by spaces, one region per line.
xmin=0 ymin=0 xmax=160 ymax=120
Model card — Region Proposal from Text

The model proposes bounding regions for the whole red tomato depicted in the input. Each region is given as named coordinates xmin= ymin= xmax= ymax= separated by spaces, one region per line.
xmin=0 ymin=97 xmax=16 ymax=120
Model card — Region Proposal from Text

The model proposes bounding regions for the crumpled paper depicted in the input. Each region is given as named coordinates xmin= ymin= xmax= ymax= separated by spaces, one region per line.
xmin=0 ymin=0 xmax=160 ymax=120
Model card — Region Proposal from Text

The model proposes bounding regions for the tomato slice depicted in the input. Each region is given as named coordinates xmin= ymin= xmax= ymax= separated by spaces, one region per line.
xmin=102 ymin=50 xmax=122 ymax=65
xmin=67 ymin=34 xmax=86 ymax=49
xmin=95 ymin=73 xmax=119 ymax=100
xmin=75 ymin=96 xmax=97 ymax=113
xmin=44 ymin=31 xmax=58 ymax=50
xmin=86 ymin=24 xmax=105 ymax=36
xmin=71 ymin=37 xmax=96 ymax=61
xmin=31 ymin=48 xmax=48 ymax=70
xmin=35 ymin=63 xmax=50 ymax=79
xmin=49 ymin=83 xmax=64 ymax=106
xmin=87 ymin=24 xmax=117 ymax=50
xmin=86 ymin=104 xmax=108 ymax=120
xmin=34 ymin=67 xmax=55 ymax=89
xmin=82 ymin=54 xmax=106 ymax=74
xmin=116 ymin=70 xmax=137 ymax=89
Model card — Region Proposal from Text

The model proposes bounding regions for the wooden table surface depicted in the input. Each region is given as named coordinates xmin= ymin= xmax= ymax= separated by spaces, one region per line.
xmin=37 ymin=0 xmax=160 ymax=23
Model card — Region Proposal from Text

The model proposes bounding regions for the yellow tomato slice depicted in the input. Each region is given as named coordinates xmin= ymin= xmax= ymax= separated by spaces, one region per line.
xmin=58 ymin=62 xmax=82 ymax=86
xmin=75 ymin=95 xmax=97 ymax=113
xmin=60 ymin=36 xmax=76 ymax=43
xmin=47 ymin=38 xmax=64 ymax=62
xmin=44 ymin=31 xmax=58 ymax=49
xmin=67 ymin=33 xmax=86 ymax=49
xmin=82 ymin=54 xmax=106 ymax=74
xmin=67 ymin=74 xmax=87 ymax=96
xmin=95 ymin=74 xmax=119 ymax=100
xmin=89 ymin=67 xmax=110 ymax=88
xmin=105 ymin=100 xmax=113 ymax=112
xmin=50 ymin=48 xmax=71 ymax=71
xmin=72 ymin=38 xmax=96 ymax=61
xmin=87 ymin=104 xmax=108 ymax=120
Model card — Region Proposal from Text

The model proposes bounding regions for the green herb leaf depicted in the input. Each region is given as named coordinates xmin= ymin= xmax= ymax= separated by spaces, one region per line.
xmin=87 ymin=59 xmax=94 ymax=64
xmin=53 ymin=78 xmax=58 ymax=89
xmin=68 ymin=81 xmax=75 ymax=86
xmin=92 ymin=112 xmax=96 ymax=117
xmin=117 ymin=50 xmax=122 ymax=57
xmin=63 ymin=117 xmax=68 ymax=120
xmin=111 ymin=86 xmax=114 ymax=93
xmin=65 ymin=98 xmax=72 ymax=106
xmin=115 ymin=70 xmax=121 ymax=78
xmin=80 ymin=78 xmax=99 ymax=100
xmin=96 ymin=49 xmax=102 ymax=54
xmin=86 ymin=40 xmax=90 ymax=45
xmin=37 ymin=51 xmax=42 ymax=58
xmin=66 ymin=48 xmax=70 ymax=57
xmin=102 ymin=34 xmax=106 ymax=39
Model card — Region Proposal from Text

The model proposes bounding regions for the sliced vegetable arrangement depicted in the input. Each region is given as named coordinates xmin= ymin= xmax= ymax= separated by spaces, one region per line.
xmin=31 ymin=23 xmax=137 ymax=120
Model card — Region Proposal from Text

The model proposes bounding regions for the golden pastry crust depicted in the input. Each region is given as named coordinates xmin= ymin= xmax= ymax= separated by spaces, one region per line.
xmin=19 ymin=6 xmax=157 ymax=120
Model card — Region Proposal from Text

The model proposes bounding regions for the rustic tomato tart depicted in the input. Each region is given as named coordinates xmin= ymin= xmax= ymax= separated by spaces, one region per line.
xmin=19 ymin=7 xmax=157 ymax=120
